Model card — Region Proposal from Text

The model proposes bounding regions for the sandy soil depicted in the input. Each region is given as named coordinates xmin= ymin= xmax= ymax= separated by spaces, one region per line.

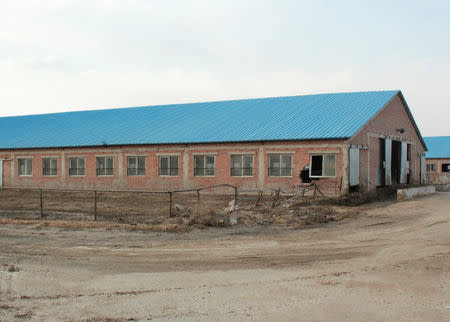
xmin=0 ymin=192 xmax=449 ymax=321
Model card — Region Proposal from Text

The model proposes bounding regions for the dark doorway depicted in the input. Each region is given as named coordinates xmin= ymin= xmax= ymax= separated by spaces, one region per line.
xmin=311 ymin=155 xmax=323 ymax=176
xmin=407 ymin=144 xmax=411 ymax=184
xmin=391 ymin=140 xmax=402 ymax=184
xmin=377 ymin=138 xmax=385 ymax=186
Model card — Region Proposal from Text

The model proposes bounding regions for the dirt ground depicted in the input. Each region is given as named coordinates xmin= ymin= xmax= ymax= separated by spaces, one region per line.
xmin=0 ymin=187 xmax=354 ymax=231
xmin=0 ymin=192 xmax=448 ymax=321
xmin=0 ymin=188 xmax=240 ymax=224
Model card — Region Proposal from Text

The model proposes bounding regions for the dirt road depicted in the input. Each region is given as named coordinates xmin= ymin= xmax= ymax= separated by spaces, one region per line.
xmin=0 ymin=192 xmax=449 ymax=321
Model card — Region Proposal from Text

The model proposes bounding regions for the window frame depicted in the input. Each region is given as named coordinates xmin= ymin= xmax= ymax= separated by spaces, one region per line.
xmin=18 ymin=158 xmax=33 ymax=177
xmin=96 ymin=156 xmax=114 ymax=176
xmin=42 ymin=157 xmax=58 ymax=176
xmin=127 ymin=156 xmax=146 ymax=176
xmin=68 ymin=157 xmax=86 ymax=176
xmin=443 ymin=163 xmax=450 ymax=173
xmin=309 ymin=153 xmax=337 ymax=178
xmin=426 ymin=163 xmax=436 ymax=173
xmin=268 ymin=153 xmax=293 ymax=177
xmin=158 ymin=155 xmax=179 ymax=177
xmin=193 ymin=155 xmax=216 ymax=177
xmin=230 ymin=154 xmax=254 ymax=177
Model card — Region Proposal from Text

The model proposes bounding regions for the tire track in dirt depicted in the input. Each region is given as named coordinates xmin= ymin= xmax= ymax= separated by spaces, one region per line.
xmin=4 ymin=270 xmax=353 ymax=302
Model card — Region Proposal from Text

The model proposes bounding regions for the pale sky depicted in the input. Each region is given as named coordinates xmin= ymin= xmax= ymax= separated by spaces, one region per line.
xmin=1 ymin=0 xmax=449 ymax=136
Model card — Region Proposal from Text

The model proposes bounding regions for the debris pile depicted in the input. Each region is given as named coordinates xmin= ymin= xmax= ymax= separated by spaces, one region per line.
xmin=154 ymin=199 xmax=358 ymax=232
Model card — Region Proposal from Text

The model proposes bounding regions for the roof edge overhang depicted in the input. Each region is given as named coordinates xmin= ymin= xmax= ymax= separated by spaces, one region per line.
xmin=0 ymin=137 xmax=349 ymax=152
xmin=397 ymin=91 xmax=428 ymax=151
xmin=425 ymin=157 xmax=450 ymax=160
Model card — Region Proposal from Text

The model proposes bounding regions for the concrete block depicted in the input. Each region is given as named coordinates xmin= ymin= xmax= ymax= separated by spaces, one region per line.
xmin=435 ymin=184 xmax=449 ymax=192
xmin=397 ymin=185 xmax=436 ymax=201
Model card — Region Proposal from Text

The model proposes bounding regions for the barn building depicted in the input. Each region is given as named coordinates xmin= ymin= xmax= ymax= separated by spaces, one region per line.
xmin=424 ymin=136 xmax=450 ymax=184
xmin=0 ymin=90 xmax=427 ymax=194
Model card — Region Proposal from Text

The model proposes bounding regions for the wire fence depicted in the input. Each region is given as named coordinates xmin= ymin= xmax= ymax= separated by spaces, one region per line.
xmin=0 ymin=184 xmax=238 ymax=224
xmin=0 ymin=181 xmax=335 ymax=224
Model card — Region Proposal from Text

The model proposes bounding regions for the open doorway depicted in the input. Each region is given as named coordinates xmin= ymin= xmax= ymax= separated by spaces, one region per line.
xmin=407 ymin=143 xmax=411 ymax=184
xmin=391 ymin=140 xmax=402 ymax=184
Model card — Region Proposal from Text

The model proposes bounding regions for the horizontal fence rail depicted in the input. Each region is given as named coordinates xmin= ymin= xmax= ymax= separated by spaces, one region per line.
xmin=0 ymin=181 xmax=335 ymax=224
xmin=0 ymin=184 xmax=240 ymax=222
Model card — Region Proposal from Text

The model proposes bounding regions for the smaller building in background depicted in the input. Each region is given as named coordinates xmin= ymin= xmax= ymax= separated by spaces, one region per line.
xmin=424 ymin=136 xmax=450 ymax=184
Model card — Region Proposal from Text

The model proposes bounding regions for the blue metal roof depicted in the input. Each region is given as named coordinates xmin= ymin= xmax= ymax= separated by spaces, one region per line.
xmin=0 ymin=90 xmax=400 ymax=149
xmin=424 ymin=136 xmax=450 ymax=158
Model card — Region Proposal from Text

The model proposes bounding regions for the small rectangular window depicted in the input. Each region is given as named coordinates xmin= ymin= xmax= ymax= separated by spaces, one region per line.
xmin=231 ymin=154 xmax=254 ymax=176
xmin=18 ymin=158 xmax=32 ymax=176
xmin=310 ymin=154 xmax=336 ymax=178
xmin=426 ymin=164 xmax=436 ymax=172
xmin=69 ymin=157 xmax=85 ymax=176
xmin=268 ymin=154 xmax=292 ymax=177
xmin=96 ymin=157 xmax=114 ymax=176
xmin=127 ymin=156 xmax=145 ymax=176
xmin=443 ymin=164 xmax=450 ymax=173
xmin=159 ymin=156 xmax=179 ymax=176
xmin=42 ymin=158 xmax=58 ymax=176
xmin=194 ymin=155 xmax=215 ymax=176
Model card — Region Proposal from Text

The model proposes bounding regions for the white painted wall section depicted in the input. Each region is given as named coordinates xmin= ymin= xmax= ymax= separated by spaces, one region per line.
xmin=385 ymin=138 xmax=392 ymax=185
xmin=349 ymin=147 xmax=359 ymax=186
xmin=400 ymin=142 xmax=408 ymax=184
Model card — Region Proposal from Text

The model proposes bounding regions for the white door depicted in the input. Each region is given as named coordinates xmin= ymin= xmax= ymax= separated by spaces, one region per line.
xmin=349 ymin=147 xmax=359 ymax=186
xmin=400 ymin=142 xmax=408 ymax=184
xmin=385 ymin=138 xmax=392 ymax=185
xmin=420 ymin=156 xmax=426 ymax=184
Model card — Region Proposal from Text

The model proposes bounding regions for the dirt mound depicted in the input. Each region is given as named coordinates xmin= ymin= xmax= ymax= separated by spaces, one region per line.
xmin=236 ymin=205 xmax=355 ymax=228
xmin=155 ymin=203 xmax=358 ymax=232
xmin=315 ymin=187 xmax=396 ymax=206
xmin=1 ymin=263 xmax=22 ymax=272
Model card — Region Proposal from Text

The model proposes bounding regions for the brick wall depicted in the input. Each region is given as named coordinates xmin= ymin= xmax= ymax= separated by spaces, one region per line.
xmin=426 ymin=158 xmax=450 ymax=184
xmin=348 ymin=93 xmax=426 ymax=191
xmin=0 ymin=140 xmax=346 ymax=194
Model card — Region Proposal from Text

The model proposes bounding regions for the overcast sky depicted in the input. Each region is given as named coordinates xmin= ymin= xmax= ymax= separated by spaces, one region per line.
xmin=1 ymin=0 xmax=449 ymax=136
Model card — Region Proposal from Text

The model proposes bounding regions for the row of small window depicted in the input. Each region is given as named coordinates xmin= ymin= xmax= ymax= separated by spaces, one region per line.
xmin=18 ymin=156 xmax=181 ymax=177
xmin=17 ymin=153 xmax=337 ymax=178
xmin=426 ymin=163 xmax=450 ymax=173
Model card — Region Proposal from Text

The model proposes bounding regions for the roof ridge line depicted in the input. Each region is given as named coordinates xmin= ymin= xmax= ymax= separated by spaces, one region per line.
xmin=0 ymin=90 xmax=400 ymax=119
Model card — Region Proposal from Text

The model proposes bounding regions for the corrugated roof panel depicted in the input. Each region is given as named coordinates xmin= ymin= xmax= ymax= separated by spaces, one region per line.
xmin=424 ymin=136 xmax=450 ymax=158
xmin=0 ymin=90 xmax=399 ymax=149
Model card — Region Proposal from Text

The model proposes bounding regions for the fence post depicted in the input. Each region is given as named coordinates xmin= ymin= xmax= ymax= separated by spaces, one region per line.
xmin=233 ymin=186 xmax=238 ymax=210
xmin=255 ymin=190 xmax=263 ymax=207
xmin=168 ymin=192 xmax=173 ymax=218
xmin=39 ymin=189 xmax=43 ymax=219
xmin=94 ymin=190 xmax=97 ymax=221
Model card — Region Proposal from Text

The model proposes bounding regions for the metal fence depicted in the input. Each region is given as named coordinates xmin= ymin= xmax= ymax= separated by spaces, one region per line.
xmin=0 ymin=184 xmax=238 ymax=223
xmin=0 ymin=181 xmax=337 ymax=224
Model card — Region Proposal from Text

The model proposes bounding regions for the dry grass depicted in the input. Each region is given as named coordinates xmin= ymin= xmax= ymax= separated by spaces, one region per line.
xmin=0 ymin=218 xmax=163 ymax=232
xmin=0 ymin=188 xmax=365 ymax=232
xmin=0 ymin=188 xmax=235 ymax=224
